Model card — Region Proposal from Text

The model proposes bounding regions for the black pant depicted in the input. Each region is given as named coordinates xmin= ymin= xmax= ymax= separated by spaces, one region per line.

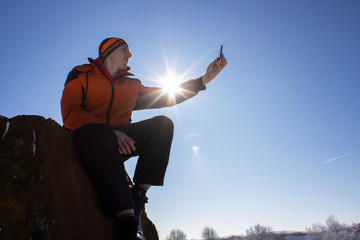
xmin=72 ymin=115 xmax=174 ymax=215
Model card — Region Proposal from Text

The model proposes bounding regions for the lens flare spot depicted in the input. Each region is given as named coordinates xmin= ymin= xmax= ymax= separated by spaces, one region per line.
xmin=192 ymin=145 xmax=200 ymax=151
xmin=190 ymin=145 xmax=209 ymax=178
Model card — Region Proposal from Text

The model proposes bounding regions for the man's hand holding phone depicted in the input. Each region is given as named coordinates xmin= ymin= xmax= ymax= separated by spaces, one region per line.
xmin=202 ymin=45 xmax=227 ymax=85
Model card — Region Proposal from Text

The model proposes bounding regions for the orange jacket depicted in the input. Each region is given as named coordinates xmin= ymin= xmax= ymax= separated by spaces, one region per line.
xmin=61 ymin=59 xmax=206 ymax=131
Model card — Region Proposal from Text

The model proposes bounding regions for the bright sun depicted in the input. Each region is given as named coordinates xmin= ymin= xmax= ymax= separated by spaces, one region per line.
xmin=160 ymin=70 xmax=181 ymax=95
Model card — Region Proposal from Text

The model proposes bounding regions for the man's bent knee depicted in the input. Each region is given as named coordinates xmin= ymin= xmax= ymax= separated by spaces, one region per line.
xmin=153 ymin=115 xmax=174 ymax=131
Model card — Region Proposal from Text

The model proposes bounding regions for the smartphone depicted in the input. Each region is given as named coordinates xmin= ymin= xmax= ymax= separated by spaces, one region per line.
xmin=219 ymin=45 xmax=223 ymax=61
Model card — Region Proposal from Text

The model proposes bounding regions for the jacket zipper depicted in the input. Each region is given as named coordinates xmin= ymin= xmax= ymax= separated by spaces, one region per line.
xmin=92 ymin=58 xmax=117 ymax=125
xmin=106 ymin=80 xmax=114 ymax=124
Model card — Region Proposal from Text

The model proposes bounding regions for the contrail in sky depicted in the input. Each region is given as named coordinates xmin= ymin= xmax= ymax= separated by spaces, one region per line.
xmin=321 ymin=151 xmax=356 ymax=164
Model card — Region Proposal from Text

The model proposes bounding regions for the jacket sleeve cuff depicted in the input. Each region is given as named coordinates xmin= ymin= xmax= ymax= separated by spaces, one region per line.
xmin=195 ymin=77 xmax=206 ymax=91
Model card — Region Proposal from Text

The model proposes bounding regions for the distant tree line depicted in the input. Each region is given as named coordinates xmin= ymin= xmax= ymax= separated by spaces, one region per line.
xmin=306 ymin=215 xmax=359 ymax=240
xmin=166 ymin=215 xmax=360 ymax=240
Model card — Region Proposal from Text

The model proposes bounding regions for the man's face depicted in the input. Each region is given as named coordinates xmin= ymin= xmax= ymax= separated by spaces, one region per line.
xmin=110 ymin=44 xmax=132 ymax=69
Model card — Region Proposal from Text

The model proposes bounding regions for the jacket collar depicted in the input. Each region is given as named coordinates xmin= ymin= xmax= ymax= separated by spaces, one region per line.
xmin=89 ymin=58 xmax=133 ymax=82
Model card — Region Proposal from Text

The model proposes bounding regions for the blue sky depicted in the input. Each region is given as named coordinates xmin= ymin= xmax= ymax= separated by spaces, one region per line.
xmin=1 ymin=0 xmax=359 ymax=239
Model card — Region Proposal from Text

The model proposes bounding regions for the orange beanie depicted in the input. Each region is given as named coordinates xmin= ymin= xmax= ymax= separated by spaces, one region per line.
xmin=98 ymin=37 xmax=127 ymax=60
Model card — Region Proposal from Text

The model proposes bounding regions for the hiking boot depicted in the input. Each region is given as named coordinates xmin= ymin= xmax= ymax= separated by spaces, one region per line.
xmin=131 ymin=185 xmax=148 ymax=223
xmin=118 ymin=215 xmax=144 ymax=240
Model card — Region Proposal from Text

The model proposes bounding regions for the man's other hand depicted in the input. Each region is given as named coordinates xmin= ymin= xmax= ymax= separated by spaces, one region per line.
xmin=114 ymin=130 xmax=136 ymax=155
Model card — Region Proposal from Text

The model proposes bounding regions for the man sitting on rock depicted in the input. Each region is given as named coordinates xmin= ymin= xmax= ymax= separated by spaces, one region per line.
xmin=60 ymin=37 xmax=227 ymax=239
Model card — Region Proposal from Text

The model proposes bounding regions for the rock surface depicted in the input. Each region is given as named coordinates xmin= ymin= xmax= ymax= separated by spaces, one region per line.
xmin=0 ymin=115 xmax=158 ymax=240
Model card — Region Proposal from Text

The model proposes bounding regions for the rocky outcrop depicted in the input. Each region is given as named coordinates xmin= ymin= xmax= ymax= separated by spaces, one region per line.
xmin=0 ymin=115 xmax=158 ymax=240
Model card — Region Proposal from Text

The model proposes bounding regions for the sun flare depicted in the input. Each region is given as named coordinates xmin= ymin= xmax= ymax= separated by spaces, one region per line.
xmin=160 ymin=70 xmax=181 ymax=95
